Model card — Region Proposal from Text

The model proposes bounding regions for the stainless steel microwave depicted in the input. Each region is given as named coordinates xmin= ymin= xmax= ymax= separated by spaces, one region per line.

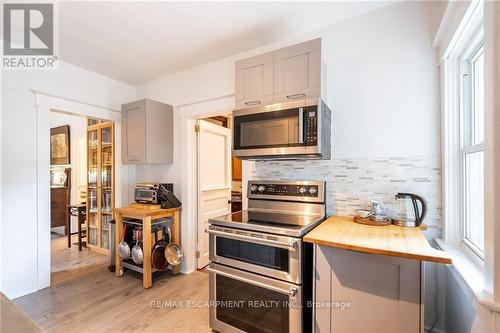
xmin=232 ymin=98 xmax=331 ymax=160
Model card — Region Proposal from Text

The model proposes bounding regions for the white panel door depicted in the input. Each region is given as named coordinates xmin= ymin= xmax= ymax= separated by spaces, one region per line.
xmin=197 ymin=120 xmax=232 ymax=269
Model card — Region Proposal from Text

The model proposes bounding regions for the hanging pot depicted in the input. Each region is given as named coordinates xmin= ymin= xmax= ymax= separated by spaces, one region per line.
xmin=131 ymin=229 xmax=144 ymax=265
xmin=118 ymin=225 xmax=130 ymax=260
xmin=165 ymin=242 xmax=183 ymax=266
xmin=151 ymin=225 xmax=171 ymax=270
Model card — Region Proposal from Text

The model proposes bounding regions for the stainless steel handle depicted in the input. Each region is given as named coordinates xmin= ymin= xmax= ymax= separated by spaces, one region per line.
xmin=207 ymin=266 xmax=298 ymax=297
xmin=298 ymin=107 xmax=304 ymax=144
xmin=206 ymin=229 xmax=297 ymax=250
xmin=245 ymin=100 xmax=261 ymax=106
xmin=286 ymin=93 xmax=306 ymax=100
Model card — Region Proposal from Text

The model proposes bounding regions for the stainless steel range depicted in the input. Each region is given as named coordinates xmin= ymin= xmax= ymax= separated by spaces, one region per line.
xmin=207 ymin=180 xmax=326 ymax=333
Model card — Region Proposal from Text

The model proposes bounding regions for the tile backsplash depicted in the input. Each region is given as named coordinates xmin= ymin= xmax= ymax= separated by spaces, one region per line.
xmin=250 ymin=155 xmax=442 ymax=228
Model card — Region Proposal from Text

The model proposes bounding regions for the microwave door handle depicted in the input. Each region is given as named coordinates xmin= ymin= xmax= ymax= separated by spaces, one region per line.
xmin=206 ymin=229 xmax=297 ymax=250
xmin=207 ymin=266 xmax=298 ymax=296
xmin=299 ymin=107 xmax=304 ymax=144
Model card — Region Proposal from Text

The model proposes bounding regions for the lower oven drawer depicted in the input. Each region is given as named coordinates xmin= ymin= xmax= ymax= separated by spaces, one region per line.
xmin=208 ymin=263 xmax=303 ymax=333
xmin=207 ymin=226 xmax=302 ymax=284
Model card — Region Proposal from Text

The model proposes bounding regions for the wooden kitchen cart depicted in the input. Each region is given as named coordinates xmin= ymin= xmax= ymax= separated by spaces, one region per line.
xmin=114 ymin=205 xmax=181 ymax=288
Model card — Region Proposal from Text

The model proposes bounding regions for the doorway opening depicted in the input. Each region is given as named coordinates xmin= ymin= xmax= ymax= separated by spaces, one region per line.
xmin=195 ymin=115 xmax=242 ymax=269
xmin=49 ymin=110 xmax=115 ymax=285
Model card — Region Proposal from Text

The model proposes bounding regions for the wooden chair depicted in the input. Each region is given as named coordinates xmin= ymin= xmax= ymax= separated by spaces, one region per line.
xmin=66 ymin=204 xmax=87 ymax=251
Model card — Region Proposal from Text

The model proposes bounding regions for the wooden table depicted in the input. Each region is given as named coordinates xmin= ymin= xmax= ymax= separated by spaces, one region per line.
xmin=66 ymin=204 xmax=87 ymax=251
xmin=114 ymin=205 xmax=181 ymax=288
xmin=304 ymin=216 xmax=451 ymax=332
xmin=304 ymin=215 xmax=452 ymax=264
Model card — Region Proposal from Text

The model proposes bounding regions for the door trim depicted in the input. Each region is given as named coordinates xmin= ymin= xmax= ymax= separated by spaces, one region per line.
xmin=177 ymin=94 xmax=244 ymax=275
xmin=34 ymin=91 xmax=122 ymax=295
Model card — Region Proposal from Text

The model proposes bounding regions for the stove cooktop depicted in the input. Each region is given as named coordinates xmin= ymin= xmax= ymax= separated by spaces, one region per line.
xmin=209 ymin=210 xmax=325 ymax=237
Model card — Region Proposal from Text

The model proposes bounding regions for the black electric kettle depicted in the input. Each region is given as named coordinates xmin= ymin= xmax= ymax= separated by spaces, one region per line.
xmin=392 ymin=193 xmax=427 ymax=227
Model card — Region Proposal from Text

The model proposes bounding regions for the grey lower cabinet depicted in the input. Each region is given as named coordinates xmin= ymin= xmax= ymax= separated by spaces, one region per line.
xmin=121 ymin=99 xmax=173 ymax=164
xmin=314 ymin=245 xmax=422 ymax=333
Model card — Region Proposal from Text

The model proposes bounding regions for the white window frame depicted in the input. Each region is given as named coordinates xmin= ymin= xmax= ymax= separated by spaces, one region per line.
xmin=441 ymin=0 xmax=484 ymax=263
xmin=459 ymin=36 xmax=485 ymax=259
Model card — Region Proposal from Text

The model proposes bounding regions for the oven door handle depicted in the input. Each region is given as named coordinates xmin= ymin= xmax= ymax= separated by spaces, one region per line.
xmin=207 ymin=266 xmax=298 ymax=297
xmin=206 ymin=229 xmax=297 ymax=250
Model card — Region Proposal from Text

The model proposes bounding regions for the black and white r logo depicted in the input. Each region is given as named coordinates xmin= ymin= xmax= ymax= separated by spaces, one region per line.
xmin=3 ymin=3 xmax=54 ymax=56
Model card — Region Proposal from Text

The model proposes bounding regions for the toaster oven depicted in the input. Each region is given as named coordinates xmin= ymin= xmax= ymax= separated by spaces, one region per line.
xmin=134 ymin=183 xmax=170 ymax=203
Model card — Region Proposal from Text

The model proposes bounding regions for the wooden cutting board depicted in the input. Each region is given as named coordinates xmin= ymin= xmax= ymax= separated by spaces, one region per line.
xmin=353 ymin=216 xmax=392 ymax=226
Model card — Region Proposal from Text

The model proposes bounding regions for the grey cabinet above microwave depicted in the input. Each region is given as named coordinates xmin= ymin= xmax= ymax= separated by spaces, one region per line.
xmin=235 ymin=38 xmax=326 ymax=110
xmin=121 ymin=99 xmax=173 ymax=164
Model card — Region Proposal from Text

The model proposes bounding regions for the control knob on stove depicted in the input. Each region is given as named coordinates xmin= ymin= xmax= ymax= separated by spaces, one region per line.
xmin=309 ymin=187 xmax=317 ymax=194
xmin=258 ymin=185 xmax=266 ymax=193
xmin=299 ymin=187 xmax=307 ymax=194
xmin=250 ymin=185 xmax=257 ymax=192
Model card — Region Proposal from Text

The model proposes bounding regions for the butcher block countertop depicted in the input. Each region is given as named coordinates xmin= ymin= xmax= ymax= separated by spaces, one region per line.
xmin=304 ymin=216 xmax=452 ymax=264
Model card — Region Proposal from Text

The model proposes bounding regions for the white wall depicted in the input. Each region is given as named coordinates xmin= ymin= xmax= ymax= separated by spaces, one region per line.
xmin=49 ymin=112 xmax=87 ymax=233
xmin=137 ymin=0 xmax=445 ymax=158
xmin=323 ymin=1 xmax=444 ymax=158
xmin=134 ymin=1 xmax=445 ymax=271
xmin=1 ymin=61 xmax=135 ymax=299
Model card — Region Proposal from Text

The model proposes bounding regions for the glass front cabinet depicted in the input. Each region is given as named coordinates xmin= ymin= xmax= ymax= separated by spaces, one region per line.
xmin=87 ymin=121 xmax=114 ymax=253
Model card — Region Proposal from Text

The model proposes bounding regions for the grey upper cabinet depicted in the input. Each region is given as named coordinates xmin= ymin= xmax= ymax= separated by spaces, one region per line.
xmin=274 ymin=38 xmax=322 ymax=102
xmin=235 ymin=51 xmax=274 ymax=109
xmin=121 ymin=99 xmax=173 ymax=164
xmin=235 ymin=38 xmax=324 ymax=110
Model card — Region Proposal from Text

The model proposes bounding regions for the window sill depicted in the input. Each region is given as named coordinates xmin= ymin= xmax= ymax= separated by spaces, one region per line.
xmin=435 ymin=238 xmax=500 ymax=313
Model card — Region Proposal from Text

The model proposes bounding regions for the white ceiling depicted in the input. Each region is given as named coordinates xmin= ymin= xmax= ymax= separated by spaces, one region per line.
xmin=59 ymin=1 xmax=396 ymax=85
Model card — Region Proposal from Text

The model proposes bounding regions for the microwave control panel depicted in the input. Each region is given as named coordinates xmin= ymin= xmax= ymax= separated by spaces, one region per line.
xmin=249 ymin=183 xmax=319 ymax=197
xmin=303 ymin=106 xmax=318 ymax=146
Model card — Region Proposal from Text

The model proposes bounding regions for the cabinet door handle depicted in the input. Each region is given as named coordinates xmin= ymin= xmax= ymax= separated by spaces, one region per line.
xmin=128 ymin=158 xmax=138 ymax=162
xmin=286 ymin=93 xmax=306 ymax=100
xmin=245 ymin=100 xmax=261 ymax=106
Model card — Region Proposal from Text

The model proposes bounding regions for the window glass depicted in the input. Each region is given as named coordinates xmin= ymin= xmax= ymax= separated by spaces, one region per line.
xmin=464 ymin=151 xmax=484 ymax=253
xmin=472 ymin=48 xmax=484 ymax=145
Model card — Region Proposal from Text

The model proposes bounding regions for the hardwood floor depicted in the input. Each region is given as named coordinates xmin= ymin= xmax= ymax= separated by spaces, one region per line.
xmin=15 ymin=267 xmax=210 ymax=332
xmin=51 ymin=234 xmax=109 ymax=286
xmin=1 ymin=293 xmax=41 ymax=332
xmin=13 ymin=234 xmax=211 ymax=332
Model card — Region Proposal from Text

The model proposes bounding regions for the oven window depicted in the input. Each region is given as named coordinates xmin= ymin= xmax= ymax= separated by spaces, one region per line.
xmin=234 ymin=108 xmax=303 ymax=149
xmin=216 ymin=237 xmax=289 ymax=272
xmin=216 ymin=275 xmax=289 ymax=333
